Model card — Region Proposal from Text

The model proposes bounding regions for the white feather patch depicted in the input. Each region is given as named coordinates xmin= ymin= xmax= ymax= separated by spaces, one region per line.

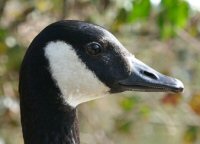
xmin=44 ymin=41 xmax=109 ymax=107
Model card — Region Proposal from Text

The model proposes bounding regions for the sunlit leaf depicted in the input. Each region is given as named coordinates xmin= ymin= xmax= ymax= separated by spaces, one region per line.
xmin=127 ymin=0 xmax=151 ymax=22
xmin=0 ymin=42 xmax=7 ymax=54
xmin=119 ymin=96 xmax=139 ymax=112
xmin=138 ymin=105 xmax=151 ymax=118
xmin=158 ymin=0 xmax=189 ymax=39
xmin=35 ymin=0 xmax=53 ymax=12
xmin=189 ymin=93 xmax=200 ymax=116
xmin=114 ymin=0 xmax=151 ymax=31
xmin=114 ymin=117 xmax=133 ymax=133
xmin=112 ymin=8 xmax=129 ymax=31
xmin=0 ymin=28 xmax=7 ymax=41
xmin=183 ymin=126 xmax=198 ymax=144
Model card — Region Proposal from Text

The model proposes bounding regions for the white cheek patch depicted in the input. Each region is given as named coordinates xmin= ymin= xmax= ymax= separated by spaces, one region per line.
xmin=44 ymin=41 xmax=109 ymax=107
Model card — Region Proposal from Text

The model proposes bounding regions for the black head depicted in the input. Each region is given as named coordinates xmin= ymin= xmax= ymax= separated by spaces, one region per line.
xmin=44 ymin=20 xmax=131 ymax=88
xmin=20 ymin=20 xmax=184 ymax=107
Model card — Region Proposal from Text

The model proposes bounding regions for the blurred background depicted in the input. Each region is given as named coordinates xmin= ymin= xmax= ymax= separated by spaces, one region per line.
xmin=0 ymin=0 xmax=200 ymax=144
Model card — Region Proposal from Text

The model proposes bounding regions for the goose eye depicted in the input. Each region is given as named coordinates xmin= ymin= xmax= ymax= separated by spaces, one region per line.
xmin=86 ymin=42 xmax=102 ymax=56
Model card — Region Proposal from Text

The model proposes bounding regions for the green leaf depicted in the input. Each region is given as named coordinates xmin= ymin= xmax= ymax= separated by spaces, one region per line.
xmin=0 ymin=28 xmax=7 ymax=41
xmin=115 ymin=8 xmax=129 ymax=23
xmin=157 ymin=0 xmax=190 ymax=39
xmin=183 ymin=126 xmax=198 ymax=143
xmin=114 ymin=0 xmax=151 ymax=26
xmin=120 ymin=96 xmax=139 ymax=111
xmin=138 ymin=105 xmax=151 ymax=117
xmin=115 ymin=117 xmax=133 ymax=133
xmin=128 ymin=0 xmax=151 ymax=22
xmin=6 ymin=45 xmax=25 ymax=71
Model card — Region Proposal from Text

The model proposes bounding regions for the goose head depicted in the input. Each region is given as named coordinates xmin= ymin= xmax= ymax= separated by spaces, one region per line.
xmin=20 ymin=20 xmax=184 ymax=108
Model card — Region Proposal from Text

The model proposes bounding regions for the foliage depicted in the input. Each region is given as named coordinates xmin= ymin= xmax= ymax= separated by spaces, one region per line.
xmin=189 ymin=93 xmax=200 ymax=115
xmin=115 ymin=0 xmax=151 ymax=23
xmin=158 ymin=0 xmax=190 ymax=39
xmin=183 ymin=126 xmax=198 ymax=144
xmin=114 ymin=0 xmax=190 ymax=39
xmin=0 ymin=0 xmax=200 ymax=144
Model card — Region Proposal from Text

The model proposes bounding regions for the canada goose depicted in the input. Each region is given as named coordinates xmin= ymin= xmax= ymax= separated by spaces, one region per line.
xmin=19 ymin=20 xmax=184 ymax=144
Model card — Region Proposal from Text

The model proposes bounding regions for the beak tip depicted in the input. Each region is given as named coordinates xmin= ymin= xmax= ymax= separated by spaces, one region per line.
xmin=174 ymin=79 xmax=184 ymax=92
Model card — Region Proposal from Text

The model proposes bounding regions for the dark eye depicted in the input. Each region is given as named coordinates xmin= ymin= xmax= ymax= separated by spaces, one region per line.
xmin=85 ymin=42 xmax=102 ymax=56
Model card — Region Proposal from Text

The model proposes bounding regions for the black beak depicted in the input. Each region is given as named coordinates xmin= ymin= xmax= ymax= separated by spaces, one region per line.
xmin=118 ymin=56 xmax=184 ymax=93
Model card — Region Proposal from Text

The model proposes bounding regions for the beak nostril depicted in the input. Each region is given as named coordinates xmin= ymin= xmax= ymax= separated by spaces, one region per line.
xmin=141 ymin=70 xmax=158 ymax=80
